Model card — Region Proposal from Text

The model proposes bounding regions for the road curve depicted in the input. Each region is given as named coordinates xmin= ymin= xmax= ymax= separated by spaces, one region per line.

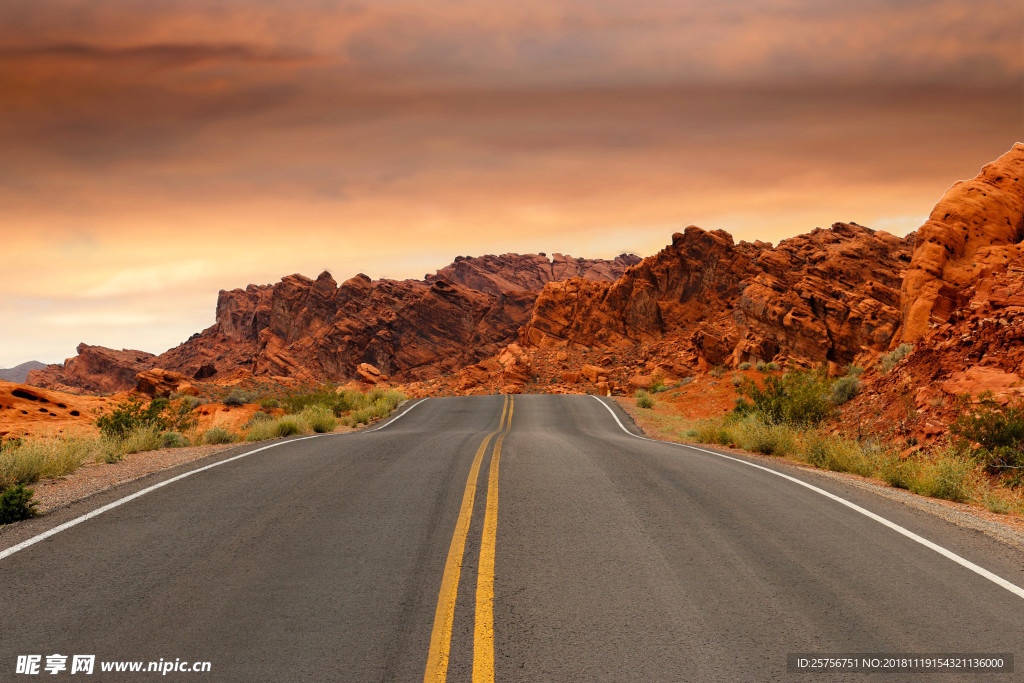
xmin=1 ymin=394 xmax=1022 ymax=681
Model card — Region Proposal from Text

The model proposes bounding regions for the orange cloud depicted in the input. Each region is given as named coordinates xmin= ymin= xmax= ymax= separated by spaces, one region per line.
xmin=0 ymin=0 xmax=1021 ymax=367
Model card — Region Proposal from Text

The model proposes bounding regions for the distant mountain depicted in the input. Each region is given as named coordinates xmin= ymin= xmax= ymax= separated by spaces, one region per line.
xmin=0 ymin=360 xmax=46 ymax=383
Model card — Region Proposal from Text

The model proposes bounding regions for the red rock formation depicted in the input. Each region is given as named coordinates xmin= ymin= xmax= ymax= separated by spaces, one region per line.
xmin=426 ymin=253 xmax=640 ymax=296
xmin=30 ymin=253 xmax=636 ymax=392
xmin=901 ymin=142 xmax=1024 ymax=341
xmin=520 ymin=222 xmax=914 ymax=368
xmin=27 ymin=344 xmax=157 ymax=394
xmin=135 ymin=368 xmax=189 ymax=398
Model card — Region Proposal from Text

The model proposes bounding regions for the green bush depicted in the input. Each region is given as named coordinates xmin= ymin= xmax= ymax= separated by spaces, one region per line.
xmin=880 ymin=343 xmax=914 ymax=373
xmin=635 ymin=390 xmax=655 ymax=409
xmin=1 ymin=436 xmax=93 ymax=486
xmin=755 ymin=361 xmax=767 ymax=372
xmin=732 ymin=418 xmax=798 ymax=458
xmin=301 ymin=405 xmax=337 ymax=433
xmin=830 ymin=375 xmax=860 ymax=405
xmin=0 ymin=483 xmax=38 ymax=524
xmin=738 ymin=362 xmax=752 ymax=371
xmin=273 ymin=419 xmax=302 ymax=437
xmin=949 ymin=393 xmax=1024 ymax=472
xmin=122 ymin=426 xmax=163 ymax=455
xmin=737 ymin=370 xmax=833 ymax=426
xmin=693 ymin=420 xmax=734 ymax=446
xmin=161 ymin=432 xmax=188 ymax=448
xmin=96 ymin=398 xmax=171 ymax=439
xmin=223 ymin=389 xmax=254 ymax=407
xmin=202 ymin=428 xmax=236 ymax=445
xmin=876 ymin=452 xmax=920 ymax=490
xmin=181 ymin=396 xmax=203 ymax=410
xmin=911 ymin=451 xmax=975 ymax=503
xmin=801 ymin=432 xmax=871 ymax=475
xmin=259 ymin=397 xmax=281 ymax=410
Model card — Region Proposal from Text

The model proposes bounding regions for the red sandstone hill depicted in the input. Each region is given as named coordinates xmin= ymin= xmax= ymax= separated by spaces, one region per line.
xmin=430 ymin=221 xmax=914 ymax=396
xmin=27 ymin=253 xmax=640 ymax=393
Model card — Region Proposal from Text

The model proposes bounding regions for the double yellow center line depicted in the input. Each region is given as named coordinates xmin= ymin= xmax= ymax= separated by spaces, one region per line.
xmin=425 ymin=395 xmax=514 ymax=683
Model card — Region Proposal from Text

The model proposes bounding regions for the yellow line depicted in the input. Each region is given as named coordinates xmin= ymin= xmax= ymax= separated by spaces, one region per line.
xmin=424 ymin=395 xmax=509 ymax=683
xmin=473 ymin=396 xmax=513 ymax=683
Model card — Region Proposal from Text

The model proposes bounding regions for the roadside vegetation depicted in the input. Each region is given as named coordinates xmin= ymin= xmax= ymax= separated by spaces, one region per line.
xmin=633 ymin=367 xmax=1024 ymax=516
xmin=0 ymin=384 xmax=406 ymax=523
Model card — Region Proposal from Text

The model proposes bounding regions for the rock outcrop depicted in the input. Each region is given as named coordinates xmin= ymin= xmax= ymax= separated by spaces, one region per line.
xmin=426 ymin=253 xmax=641 ymax=296
xmin=135 ymin=368 xmax=190 ymax=398
xmin=520 ymin=222 xmax=914 ymax=368
xmin=901 ymin=142 xmax=1024 ymax=341
xmin=27 ymin=344 xmax=157 ymax=394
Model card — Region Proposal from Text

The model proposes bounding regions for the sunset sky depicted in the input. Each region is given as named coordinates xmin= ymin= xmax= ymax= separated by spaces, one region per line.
xmin=2 ymin=0 xmax=1022 ymax=368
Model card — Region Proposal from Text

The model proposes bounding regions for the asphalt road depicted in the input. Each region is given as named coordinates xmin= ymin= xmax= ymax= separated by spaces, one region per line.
xmin=2 ymin=394 xmax=1022 ymax=681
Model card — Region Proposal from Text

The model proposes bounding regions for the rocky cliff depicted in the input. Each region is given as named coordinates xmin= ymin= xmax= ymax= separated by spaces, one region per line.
xmin=520 ymin=222 xmax=914 ymax=368
xmin=28 ymin=253 xmax=638 ymax=392
xmin=27 ymin=344 xmax=157 ymax=394
xmin=901 ymin=142 xmax=1024 ymax=342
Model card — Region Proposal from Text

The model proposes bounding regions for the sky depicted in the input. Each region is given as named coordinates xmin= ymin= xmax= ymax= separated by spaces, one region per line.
xmin=1 ymin=0 xmax=1022 ymax=368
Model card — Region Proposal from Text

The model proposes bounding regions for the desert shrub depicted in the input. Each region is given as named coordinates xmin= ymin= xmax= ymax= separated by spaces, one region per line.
xmin=731 ymin=373 xmax=743 ymax=387
xmin=693 ymin=420 xmax=734 ymax=446
xmin=949 ymin=393 xmax=1024 ymax=472
xmin=635 ymin=390 xmax=655 ymax=409
xmin=767 ymin=362 xmax=780 ymax=371
xmin=911 ymin=450 xmax=975 ymax=503
xmin=259 ymin=397 xmax=281 ymax=410
xmin=181 ymin=396 xmax=203 ymax=410
xmin=202 ymin=428 xmax=236 ymax=445
xmin=802 ymin=432 xmax=871 ymax=475
xmin=880 ymin=343 xmax=914 ymax=373
xmin=679 ymin=377 xmax=694 ymax=386
xmin=978 ymin=488 xmax=1016 ymax=515
xmin=650 ymin=377 xmax=668 ymax=393
xmin=161 ymin=432 xmax=187 ymax=448
xmin=738 ymin=362 xmax=752 ymax=371
xmin=301 ymin=405 xmax=337 ymax=433
xmin=121 ymin=426 xmax=163 ymax=455
xmin=737 ymin=370 xmax=833 ymax=427
xmin=830 ymin=375 xmax=860 ymax=405
xmin=243 ymin=411 xmax=273 ymax=428
xmin=876 ymin=452 xmax=920 ymax=490
xmin=0 ymin=436 xmax=93 ymax=487
xmin=245 ymin=420 xmax=275 ymax=442
xmin=0 ymin=483 xmax=38 ymax=524
xmin=709 ymin=365 xmax=725 ymax=378
xmin=273 ymin=418 xmax=302 ymax=437
xmin=96 ymin=398 xmax=171 ymax=439
xmin=223 ymin=388 xmax=254 ymax=407
xmin=732 ymin=418 xmax=798 ymax=458
xmin=755 ymin=361 xmax=767 ymax=372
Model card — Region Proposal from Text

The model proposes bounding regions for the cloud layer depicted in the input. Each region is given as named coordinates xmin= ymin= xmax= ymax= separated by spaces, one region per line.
xmin=1 ymin=0 xmax=1021 ymax=367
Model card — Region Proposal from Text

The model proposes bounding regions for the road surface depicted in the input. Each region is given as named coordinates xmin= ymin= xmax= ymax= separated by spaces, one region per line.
xmin=2 ymin=394 xmax=1022 ymax=680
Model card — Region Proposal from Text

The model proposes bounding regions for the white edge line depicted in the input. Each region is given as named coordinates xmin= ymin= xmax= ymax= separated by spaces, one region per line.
xmin=590 ymin=395 xmax=1024 ymax=601
xmin=0 ymin=398 xmax=428 ymax=562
